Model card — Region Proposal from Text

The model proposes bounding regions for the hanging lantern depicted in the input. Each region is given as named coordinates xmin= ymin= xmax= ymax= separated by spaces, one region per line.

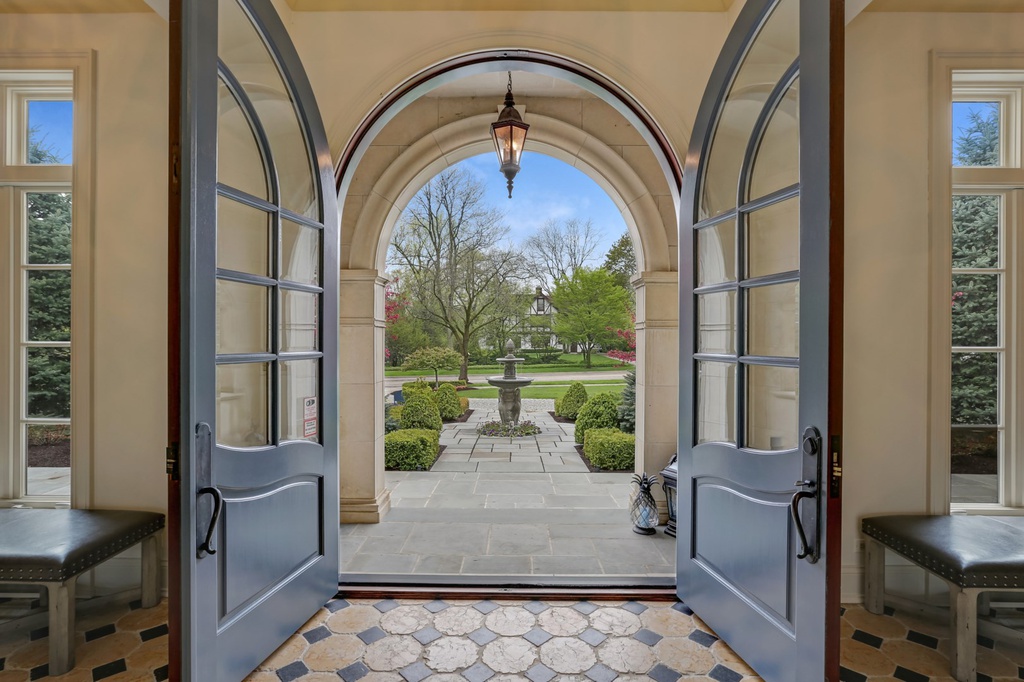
xmin=491 ymin=71 xmax=529 ymax=198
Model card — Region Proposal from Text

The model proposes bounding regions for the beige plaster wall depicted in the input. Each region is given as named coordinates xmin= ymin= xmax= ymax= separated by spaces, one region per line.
xmin=283 ymin=10 xmax=729 ymax=180
xmin=0 ymin=13 xmax=168 ymax=513
xmin=843 ymin=11 xmax=1024 ymax=601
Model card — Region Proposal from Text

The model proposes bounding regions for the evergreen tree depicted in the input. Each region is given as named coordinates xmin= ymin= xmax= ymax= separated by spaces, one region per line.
xmin=602 ymin=232 xmax=637 ymax=290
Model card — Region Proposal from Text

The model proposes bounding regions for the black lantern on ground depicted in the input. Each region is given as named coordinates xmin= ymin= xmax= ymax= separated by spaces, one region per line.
xmin=661 ymin=453 xmax=678 ymax=537
xmin=491 ymin=71 xmax=529 ymax=198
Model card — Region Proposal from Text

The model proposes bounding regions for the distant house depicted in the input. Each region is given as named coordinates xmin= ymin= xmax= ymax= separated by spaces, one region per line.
xmin=519 ymin=287 xmax=561 ymax=350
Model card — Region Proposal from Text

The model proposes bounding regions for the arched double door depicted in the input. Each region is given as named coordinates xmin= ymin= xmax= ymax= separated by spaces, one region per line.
xmin=170 ymin=0 xmax=842 ymax=680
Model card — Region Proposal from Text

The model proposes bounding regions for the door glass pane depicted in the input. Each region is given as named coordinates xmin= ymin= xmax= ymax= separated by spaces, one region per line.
xmin=749 ymin=78 xmax=799 ymax=201
xmin=282 ymin=219 xmax=320 ymax=285
xmin=280 ymin=290 xmax=319 ymax=352
xmin=697 ymin=221 xmax=736 ymax=286
xmin=747 ymin=282 xmax=799 ymax=358
xmin=27 ymin=271 xmax=71 ymax=342
xmin=218 ymin=0 xmax=318 ymax=218
xmin=25 ymin=424 xmax=71 ymax=496
xmin=697 ymin=291 xmax=736 ymax=355
xmin=216 ymin=362 xmax=269 ymax=447
xmin=26 ymin=192 xmax=72 ymax=264
xmin=217 ymin=77 xmax=269 ymax=200
xmin=746 ymin=365 xmax=798 ymax=450
xmin=281 ymin=359 xmax=319 ymax=443
xmin=952 ymin=195 xmax=1000 ymax=269
xmin=951 ymin=274 xmax=999 ymax=348
xmin=26 ymin=347 xmax=71 ymax=418
xmin=953 ymin=102 xmax=1000 ymax=167
xmin=699 ymin=0 xmax=798 ymax=220
xmin=746 ymin=196 xmax=799 ymax=278
xmin=218 ymin=195 xmax=271 ymax=276
xmin=697 ymin=361 xmax=736 ymax=444
xmin=27 ymin=100 xmax=73 ymax=164
xmin=951 ymin=352 xmax=999 ymax=426
xmin=216 ymin=279 xmax=270 ymax=354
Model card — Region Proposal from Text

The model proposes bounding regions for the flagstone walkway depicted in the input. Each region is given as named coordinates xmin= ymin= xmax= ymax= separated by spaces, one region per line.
xmin=341 ymin=400 xmax=676 ymax=578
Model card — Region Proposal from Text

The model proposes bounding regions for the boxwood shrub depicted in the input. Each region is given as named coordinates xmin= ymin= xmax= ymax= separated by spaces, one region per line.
xmin=384 ymin=428 xmax=439 ymax=470
xmin=574 ymin=392 xmax=620 ymax=444
xmin=400 ymin=393 xmax=442 ymax=431
xmin=556 ymin=381 xmax=588 ymax=420
xmin=436 ymin=383 xmax=463 ymax=421
xmin=583 ymin=428 xmax=635 ymax=470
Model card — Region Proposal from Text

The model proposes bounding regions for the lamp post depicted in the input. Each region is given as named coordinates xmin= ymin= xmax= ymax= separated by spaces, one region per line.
xmin=491 ymin=71 xmax=529 ymax=198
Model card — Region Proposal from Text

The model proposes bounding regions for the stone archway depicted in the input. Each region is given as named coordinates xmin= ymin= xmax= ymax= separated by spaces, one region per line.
xmin=336 ymin=57 xmax=681 ymax=526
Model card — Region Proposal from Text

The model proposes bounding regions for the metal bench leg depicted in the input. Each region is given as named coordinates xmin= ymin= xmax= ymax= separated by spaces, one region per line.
xmin=141 ymin=534 xmax=160 ymax=608
xmin=45 ymin=578 xmax=76 ymax=675
xmin=864 ymin=538 xmax=885 ymax=614
xmin=950 ymin=585 xmax=978 ymax=682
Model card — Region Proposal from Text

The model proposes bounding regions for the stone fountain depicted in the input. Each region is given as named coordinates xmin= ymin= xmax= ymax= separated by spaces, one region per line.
xmin=488 ymin=339 xmax=534 ymax=425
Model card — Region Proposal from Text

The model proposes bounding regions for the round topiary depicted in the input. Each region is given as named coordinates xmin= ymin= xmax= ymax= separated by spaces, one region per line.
xmin=557 ymin=381 xmax=589 ymax=420
xmin=400 ymin=392 xmax=442 ymax=431
xmin=574 ymin=392 xmax=621 ymax=444
xmin=436 ymin=383 xmax=462 ymax=421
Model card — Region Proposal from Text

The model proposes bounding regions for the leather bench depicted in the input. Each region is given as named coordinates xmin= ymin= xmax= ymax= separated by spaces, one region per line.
xmin=0 ymin=509 xmax=165 ymax=675
xmin=861 ymin=514 xmax=1024 ymax=682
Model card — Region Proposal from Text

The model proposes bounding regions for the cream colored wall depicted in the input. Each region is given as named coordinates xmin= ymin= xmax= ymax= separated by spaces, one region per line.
xmin=283 ymin=10 xmax=729 ymax=180
xmin=843 ymin=11 xmax=1024 ymax=601
xmin=0 ymin=13 xmax=168 ymax=519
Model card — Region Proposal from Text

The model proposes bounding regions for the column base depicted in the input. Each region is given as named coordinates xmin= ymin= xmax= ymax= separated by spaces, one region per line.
xmin=340 ymin=488 xmax=392 ymax=524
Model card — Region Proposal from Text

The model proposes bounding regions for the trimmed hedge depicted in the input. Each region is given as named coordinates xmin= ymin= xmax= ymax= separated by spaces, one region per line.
xmin=402 ymin=380 xmax=435 ymax=403
xmin=458 ymin=397 xmax=470 ymax=413
xmin=400 ymin=393 xmax=442 ymax=431
xmin=437 ymin=383 xmax=463 ymax=421
xmin=384 ymin=429 xmax=439 ymax=470
xmin=557 ymin=381 xmax=588 ymax=420
xmin=574 ymin=392 xmax=620 ymax=444
xmin=583 ymin=428 xmax=635 ymax=470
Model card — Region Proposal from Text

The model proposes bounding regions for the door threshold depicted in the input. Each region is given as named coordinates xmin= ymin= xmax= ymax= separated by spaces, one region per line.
xmin=337 ymin=573 xmax=677 ymax=601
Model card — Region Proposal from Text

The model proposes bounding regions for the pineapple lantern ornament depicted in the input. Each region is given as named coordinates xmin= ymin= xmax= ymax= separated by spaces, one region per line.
xmin=630 ymin=472 xmax=661 ymax=535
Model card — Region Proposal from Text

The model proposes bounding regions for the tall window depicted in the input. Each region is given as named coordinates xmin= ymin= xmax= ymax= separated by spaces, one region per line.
xmin=1 ymin=71 xmax=75 ymax=501
xmin=949 ymin=73 xmax=1024 ymax=507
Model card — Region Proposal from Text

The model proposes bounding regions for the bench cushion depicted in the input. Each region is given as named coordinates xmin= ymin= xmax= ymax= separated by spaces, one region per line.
xmin=0 ymin=509 xmax=164 ymax=583
xmin=862 ymin=514 xmax=1024 ymax=589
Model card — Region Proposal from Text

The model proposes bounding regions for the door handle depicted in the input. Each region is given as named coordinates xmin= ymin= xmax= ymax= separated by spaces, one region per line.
xmin=791 ymin=483 xmax=816 ymax=562
xmin=197 ymin=486 xmax=223 ymax=558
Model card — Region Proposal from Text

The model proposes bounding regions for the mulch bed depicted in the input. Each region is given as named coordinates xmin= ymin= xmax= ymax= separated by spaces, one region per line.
xmin=574 ymin=444 xmax=631 ymax=474
xmin=951 ymin=454 xmax=997 ymax=475
xmin=548 ymin=411 xmax=574 ymax=424
xmin=27 ymin=443 xmax=70 ymax=468
xmin=448 ymin=409 xmax=474 ymax=424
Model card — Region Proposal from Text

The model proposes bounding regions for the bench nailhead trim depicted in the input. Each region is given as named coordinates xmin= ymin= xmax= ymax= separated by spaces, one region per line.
xmin=0 ymin=518 xmax=165 ymax=583
xmin=862 ymin=521 xmax=1024 ymax=589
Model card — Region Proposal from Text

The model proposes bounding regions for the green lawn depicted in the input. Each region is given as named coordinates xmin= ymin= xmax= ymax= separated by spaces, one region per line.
xmin=460 ymin=384 xmax=625 ymax=400
xmin=385 ymin=353 xmax=629 ymax=377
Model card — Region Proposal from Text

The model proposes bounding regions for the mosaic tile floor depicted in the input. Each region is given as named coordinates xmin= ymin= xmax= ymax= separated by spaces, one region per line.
xmin=0 ymin=597 xmax=167 ymax=681
xmin=2 ymin=596 xmax=1024 ymax=680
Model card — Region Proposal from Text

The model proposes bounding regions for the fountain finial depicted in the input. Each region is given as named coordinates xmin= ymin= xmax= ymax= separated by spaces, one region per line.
xmin=505 ymin=339 xmax=515 ymax=357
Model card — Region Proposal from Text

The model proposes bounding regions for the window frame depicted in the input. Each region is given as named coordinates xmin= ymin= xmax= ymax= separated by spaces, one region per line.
xmin=930 ymin=53 xmax=1024 ymax=514
xmin=0 ymin=53 xmax=93 ymax=508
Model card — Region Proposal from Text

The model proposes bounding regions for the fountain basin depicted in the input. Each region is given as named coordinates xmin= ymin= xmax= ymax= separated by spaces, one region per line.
xmin=487 ymin=340 xmax=534 ymax=425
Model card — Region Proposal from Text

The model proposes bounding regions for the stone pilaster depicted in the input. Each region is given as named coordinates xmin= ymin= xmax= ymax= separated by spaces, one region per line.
xmin=338 ymin=269 xmax=391 ymax=523
xmin=632 ymin=270 xmax=679 ymax=523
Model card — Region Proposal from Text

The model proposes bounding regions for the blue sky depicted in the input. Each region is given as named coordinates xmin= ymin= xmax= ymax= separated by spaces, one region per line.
xmin=28 ymin=100 xmax=74 ymax=163
xmin=456 ymin=152 xmax=628 ymax=264
xmin=952 ymin=101 xmax=997 ymax=163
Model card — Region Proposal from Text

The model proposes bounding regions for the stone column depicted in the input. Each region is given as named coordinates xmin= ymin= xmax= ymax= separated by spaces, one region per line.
xmin=338 ymin=269 xmax=390 ymax=523
xmin=633 ymin=271 xmax=678 ymax=523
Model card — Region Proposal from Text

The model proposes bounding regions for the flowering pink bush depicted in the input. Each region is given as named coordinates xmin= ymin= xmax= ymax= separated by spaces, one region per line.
xmin=606 ymin=312 xmax=636 ymax=364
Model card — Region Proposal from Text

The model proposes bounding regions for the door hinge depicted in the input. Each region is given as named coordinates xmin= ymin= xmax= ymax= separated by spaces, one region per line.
xmin=166 ymin=442 xmax=180 ymax=480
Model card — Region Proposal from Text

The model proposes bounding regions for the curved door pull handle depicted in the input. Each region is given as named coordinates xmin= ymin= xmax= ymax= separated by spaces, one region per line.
xmin=790 ymin=488 xmax=817 ymax=562
xmin=197 ymin=486 xmax=223 ymax=558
